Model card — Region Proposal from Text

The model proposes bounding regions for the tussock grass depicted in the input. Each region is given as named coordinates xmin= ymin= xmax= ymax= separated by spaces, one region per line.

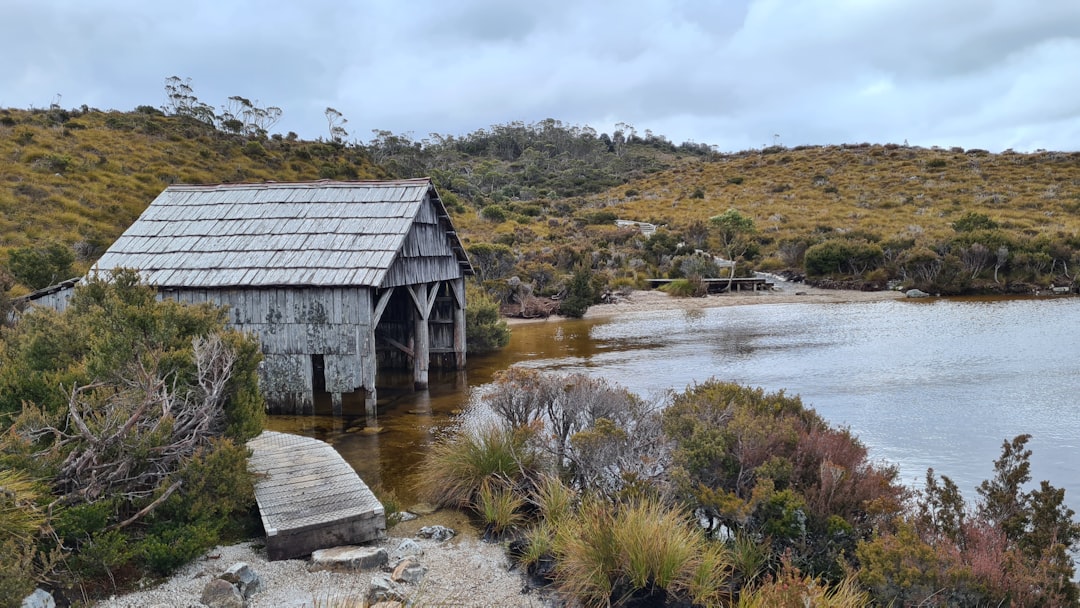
xmin=414 ymin=422 xmax=541 ymax=509
xmin=658 ymin=278 xmax=700 ymax=297
xmin=473 ymin=477 xmax=525 ymax=535
xmin=531 ymin=474 xmax=576 ymax=525
xmin=737 ymin=559 xmax=869 ymax=608
xmin=551 ymin=497 xmax=730 ymax=608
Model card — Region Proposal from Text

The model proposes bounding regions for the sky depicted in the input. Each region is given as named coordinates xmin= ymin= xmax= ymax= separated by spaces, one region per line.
xmin=3 ymin=0 xmax=1079 ymax=153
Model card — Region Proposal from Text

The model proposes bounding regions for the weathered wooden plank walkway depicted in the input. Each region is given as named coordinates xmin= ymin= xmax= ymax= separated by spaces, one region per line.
xmin=646 ymin=277 xmax=774 ymax=293
xmin=247 ymin=431 xmax=386 ymax=560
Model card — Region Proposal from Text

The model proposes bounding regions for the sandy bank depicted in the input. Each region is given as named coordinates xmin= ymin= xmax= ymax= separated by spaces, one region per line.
xmin=506 ymin=282 xmax=905 ymax=325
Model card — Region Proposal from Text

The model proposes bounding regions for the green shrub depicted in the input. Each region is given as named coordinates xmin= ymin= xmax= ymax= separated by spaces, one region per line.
xmin=558 ymin=267 xmax=596 ymax=318
xmin=0 ymin=271 xmax=265 ymax=593
xmin=465 ymin=284 xmax=510 ymax=353
xmin=481 ymin=204 xmax=507 ymax=222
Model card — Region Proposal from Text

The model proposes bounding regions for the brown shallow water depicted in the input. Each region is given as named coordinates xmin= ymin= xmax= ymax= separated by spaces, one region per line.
xmin=269 ymin=295 xmax=1080 ymax=514
xmin=263 ymin=319 xmax=603 ymax=505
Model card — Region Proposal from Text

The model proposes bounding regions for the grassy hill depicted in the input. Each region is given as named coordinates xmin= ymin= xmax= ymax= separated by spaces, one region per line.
xmin=2 ymin=105 xmax=1079 ymax=305
xmin=0 ymin=106 xmax=385 ymax=293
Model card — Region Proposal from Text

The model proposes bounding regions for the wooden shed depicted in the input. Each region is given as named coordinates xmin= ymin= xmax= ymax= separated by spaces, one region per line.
xmin=92 ymin=178 xmax=473 ymax=415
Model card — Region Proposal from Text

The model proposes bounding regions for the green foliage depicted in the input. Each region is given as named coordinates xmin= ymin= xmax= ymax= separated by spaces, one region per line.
xmin=862 ymin=436 xmax=1080 ymax=606
xmin=464 ymin=283 xmax=510 ymax=353
xmin=466 ymin=242 xmax=515 ymax=283
xmin=558 ymin=266 xmax=596 ymax=318
xmin=7 ymin=242 xmax=75 ymax=289
xmin=480 ymin=204 xmax=507 ymax=222
xmin=662 ymin=380 xmax=905 ymax=578
xmin=804 ymin=239 xmax=884 ymax=277
xmin=952 ymin=211 xmax=1001 ymax=232
xmin=0 ymin=271 xmax=264 ymax=594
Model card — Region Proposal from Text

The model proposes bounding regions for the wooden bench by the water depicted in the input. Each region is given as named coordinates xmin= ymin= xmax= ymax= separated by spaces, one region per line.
xmin=247 ymin=431 xmax=386 ymax=560
xmin=646 ymin=277 xmax=774 ymax=293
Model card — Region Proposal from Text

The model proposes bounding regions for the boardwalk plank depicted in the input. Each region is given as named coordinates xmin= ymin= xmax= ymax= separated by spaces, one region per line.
xmin=247 ymin=431 xmax=386 ymax=560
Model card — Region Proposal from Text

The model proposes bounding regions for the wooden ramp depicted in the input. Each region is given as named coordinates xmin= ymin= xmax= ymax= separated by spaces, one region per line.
xmin=247 ymin=431 xmax=386 ymax=560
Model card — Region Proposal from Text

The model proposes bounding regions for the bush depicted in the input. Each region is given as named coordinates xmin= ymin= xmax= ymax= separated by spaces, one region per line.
xmin=465 ymin=283 xmax=510 ymax=353
xmin=7 ymin=243 xmax=75 ymax=290
xmin=481 ymin=204 xmax=507 ymax=222
xmin=552 ymin=497 xmax=730 ymax=607
xmin=662 ymin=380 xmax=904 ymax=578
xmin=558 ymin=267 xmax=596 ymax=318
xmin=0 ymin=271 xmax=264 ymax=594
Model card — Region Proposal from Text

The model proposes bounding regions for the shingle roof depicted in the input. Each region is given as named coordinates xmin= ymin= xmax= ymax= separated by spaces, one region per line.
xmin=94 ymin=179 xmax=470 ymax=288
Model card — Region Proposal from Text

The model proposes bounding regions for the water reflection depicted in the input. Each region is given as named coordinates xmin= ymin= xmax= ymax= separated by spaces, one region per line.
xmin=269 ymin=296 xmax=1080 ymax=514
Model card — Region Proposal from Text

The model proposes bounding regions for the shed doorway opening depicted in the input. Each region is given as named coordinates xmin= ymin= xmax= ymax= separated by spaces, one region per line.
xmin=311 ymin=354 xmax=326 ymax=394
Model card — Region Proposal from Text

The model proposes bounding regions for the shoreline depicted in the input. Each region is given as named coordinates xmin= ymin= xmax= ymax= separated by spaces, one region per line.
xmin=505 ymin=283 xmax=906 ymax=325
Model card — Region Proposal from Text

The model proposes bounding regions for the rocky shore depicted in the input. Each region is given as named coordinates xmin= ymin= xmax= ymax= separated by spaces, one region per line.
xmin=92 ymin=511 xmax=549 ymax=608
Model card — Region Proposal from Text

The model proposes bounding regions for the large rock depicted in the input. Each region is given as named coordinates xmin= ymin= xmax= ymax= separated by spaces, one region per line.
xmin=200 ymin=578 xmax=245 ymax=608
xmin=310 ymin=545 xmax=389 ymax=571
xmin=20 ymin=589 xmax=55 ymax=608
xmin=391 ymin=538 xmax=424 ymax=560
xmin=220 ymin=562 xmax=263 ymax=599
xmin=416 ymin=525 xmax=456 ymax=542
xmin=368 ymin=574 xmax=408 ymax=604
xmin=906 ymin=288 xmax=930 ymax=298
xmin=391 ymin=557 xmax=428 ymax=584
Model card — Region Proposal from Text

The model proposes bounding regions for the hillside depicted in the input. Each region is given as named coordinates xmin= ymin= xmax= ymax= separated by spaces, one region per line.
xmin=0 ymin=106 xmax=385 ymax=293
xmin=2 ymin=105 xmax=1080 ymax=307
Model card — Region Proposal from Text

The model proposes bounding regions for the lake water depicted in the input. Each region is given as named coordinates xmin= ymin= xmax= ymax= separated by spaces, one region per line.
xmin=268 ymin=295 xmax=1080 ymax=513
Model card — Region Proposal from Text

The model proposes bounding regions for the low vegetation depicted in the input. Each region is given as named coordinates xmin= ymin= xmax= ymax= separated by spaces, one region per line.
xmin=417 ymin=371 xmax=1079 ymax=606
xmin=0 ymin=271 xmax=264 ymax=605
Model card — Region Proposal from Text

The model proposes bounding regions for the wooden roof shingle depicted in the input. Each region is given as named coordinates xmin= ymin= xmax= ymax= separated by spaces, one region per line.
xmin=94 ymin=179 xmax=471 ymax=288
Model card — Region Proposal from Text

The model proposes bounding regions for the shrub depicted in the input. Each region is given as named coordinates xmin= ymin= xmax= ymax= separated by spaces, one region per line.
xmin=662 ymin=380 xmax=904 ymax=578
xmin=464 ymin=284 xmax=510 ymax=353
xmin=558 ymin=267 xmax=595 ymax=318
xmin=739 ymin=555 xmax=869 ymax=608
xmin=7 ymin=243 xmax=75 ymax=290
xmin=0 ymin=271 xmax=264 ymax=594
xmin=481 ymin=204 xmax=507 ymax=222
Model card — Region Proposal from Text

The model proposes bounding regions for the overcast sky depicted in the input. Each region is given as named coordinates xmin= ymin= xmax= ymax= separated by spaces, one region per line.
xmin=3 ymin=0 xmax=1079 ymax=152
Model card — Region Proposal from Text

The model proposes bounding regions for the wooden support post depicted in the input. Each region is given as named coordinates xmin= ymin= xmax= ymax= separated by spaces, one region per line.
xmin=364 ymin=387 xmax=377 ymax=422
xmin=331 ymin=392 xmax=342 ymax=416
xmin=451 ymin=277 xmax=467 ymax=370
xmin=409 ymin=283 xmax=430 ymax=390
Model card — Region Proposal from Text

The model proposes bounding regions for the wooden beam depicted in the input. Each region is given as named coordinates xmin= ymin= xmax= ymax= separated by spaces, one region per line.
xmin=376 ymin=332 xmax=414 ymax=358
xmin=372 ymin=287 xmax=394 ymax=327
xmin=406 ymin=284 xmax=426 ymax=319
xmin=426 ymin=281 xmax=440 ymax=317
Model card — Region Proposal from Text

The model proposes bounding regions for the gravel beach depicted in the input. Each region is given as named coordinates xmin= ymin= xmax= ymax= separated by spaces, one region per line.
xmin=93 ymin=512 xmax=548 ymax=608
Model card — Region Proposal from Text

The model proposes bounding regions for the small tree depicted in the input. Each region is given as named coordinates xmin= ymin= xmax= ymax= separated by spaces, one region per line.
xmin=559 ymin=267 xmax=595 ymax=318
xmin=465 ymin=283 xmax=510 ymax=354
xmin=709 ymin=209 xmax=756 ymax=290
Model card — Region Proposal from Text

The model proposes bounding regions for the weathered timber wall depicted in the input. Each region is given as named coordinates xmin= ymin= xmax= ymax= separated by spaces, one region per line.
xmin=160 ymin=286 xmax=375 ymax=414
